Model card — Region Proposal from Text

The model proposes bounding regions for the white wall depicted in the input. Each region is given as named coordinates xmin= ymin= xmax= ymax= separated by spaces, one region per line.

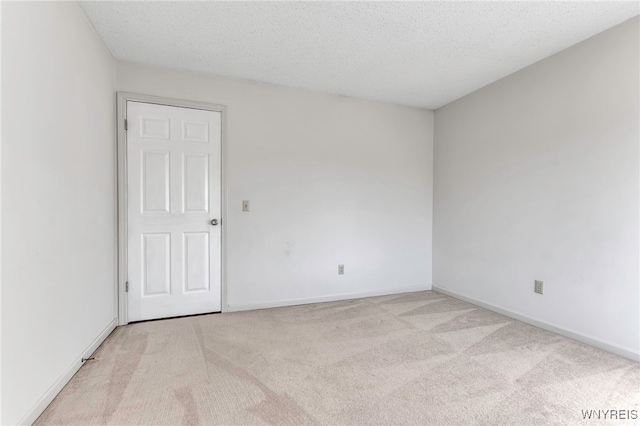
xmin=433 ymin=17 xmax=639 ymax=358
xmin=1 ymin=3 xmax=117 ymax=424
xmin=117 ymin=62 xmax=434 ymax=310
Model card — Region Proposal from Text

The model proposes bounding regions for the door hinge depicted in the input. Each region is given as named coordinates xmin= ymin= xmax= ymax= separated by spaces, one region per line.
xmin=125 ymin=281 xmax=129 ymax=292
xmin=124 ymin=119 xmax=128 ymax=131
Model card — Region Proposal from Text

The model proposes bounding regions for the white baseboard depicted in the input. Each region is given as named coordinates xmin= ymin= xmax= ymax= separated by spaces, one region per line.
xmin=227 ymin=285 xmax=432 ymax=313
xmin=18 ymin=318 xmax=118 ymax=425
xmin=432 ymin=286 xmax=640 ymax=362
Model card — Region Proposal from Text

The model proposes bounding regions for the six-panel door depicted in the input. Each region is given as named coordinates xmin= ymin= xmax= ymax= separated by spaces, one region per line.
xmin=127 ymin=101 xmax=221 ymax=322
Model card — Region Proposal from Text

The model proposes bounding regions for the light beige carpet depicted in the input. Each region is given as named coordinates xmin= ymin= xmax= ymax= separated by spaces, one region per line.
xmin=36 ymin=291 xmax=639 ymax=425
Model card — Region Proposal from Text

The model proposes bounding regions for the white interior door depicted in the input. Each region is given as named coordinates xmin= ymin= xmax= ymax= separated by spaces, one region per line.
xmin=127 ymin=101 xmax=221 ymax=322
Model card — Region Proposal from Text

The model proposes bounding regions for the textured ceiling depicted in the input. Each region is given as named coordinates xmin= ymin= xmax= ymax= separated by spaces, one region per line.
xmin=78 ymin=1 xmax=639 ymax=109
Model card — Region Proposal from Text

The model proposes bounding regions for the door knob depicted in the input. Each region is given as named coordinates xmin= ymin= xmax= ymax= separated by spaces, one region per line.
xmin=210 ymin=219 xmax=218 ymax=226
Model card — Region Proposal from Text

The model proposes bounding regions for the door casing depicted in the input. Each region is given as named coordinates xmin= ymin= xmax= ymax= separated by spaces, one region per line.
xmin=116 ymin=92 xmax=228 ymax=325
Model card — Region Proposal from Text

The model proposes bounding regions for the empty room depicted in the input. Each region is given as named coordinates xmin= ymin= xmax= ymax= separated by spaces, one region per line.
xmin=1 ymin=1 xmax=639 ymax=425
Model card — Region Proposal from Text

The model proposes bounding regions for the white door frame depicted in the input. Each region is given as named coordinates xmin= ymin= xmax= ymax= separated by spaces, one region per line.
xmin=116 ymin=92 xmax=228 ymax=325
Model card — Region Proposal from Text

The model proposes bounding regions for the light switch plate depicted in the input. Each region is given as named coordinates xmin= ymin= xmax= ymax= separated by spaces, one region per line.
xmin=242 ymin=200 xmax=250 ymax=212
